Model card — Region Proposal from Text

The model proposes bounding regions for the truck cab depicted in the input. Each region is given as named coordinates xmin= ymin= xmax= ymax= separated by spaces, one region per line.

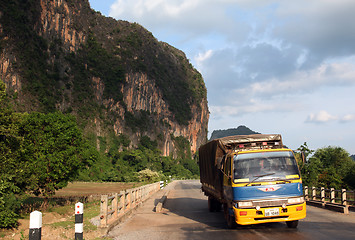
xmin=222 ymin=148 xmax=306 ymax=228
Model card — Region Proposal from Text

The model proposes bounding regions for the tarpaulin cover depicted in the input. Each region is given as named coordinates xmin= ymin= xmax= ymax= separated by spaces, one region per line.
xmin=198 ymin=134 xmax=282 ymax=198
xmin=217 ymin=134 xmax=282 ymax=147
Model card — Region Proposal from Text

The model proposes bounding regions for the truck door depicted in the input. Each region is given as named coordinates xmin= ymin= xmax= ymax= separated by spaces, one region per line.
xmin=223 ymin=155 xmax=233 ymax=200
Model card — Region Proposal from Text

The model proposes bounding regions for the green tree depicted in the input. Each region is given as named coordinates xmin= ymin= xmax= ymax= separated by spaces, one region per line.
xmin=306 ymin=146 xmax=355 ymax=189
xmin=295 ymin=142 xmax=314 ymax=184
xmin=0 ymin=80 xmax=23 ymax=228
xmin=344 ymin=164 xmax=355 ymax=189
xmin=18 ymin=112 xmax=86 ymax=200
xmin=297 ymin=142 xmax=314 ymax=163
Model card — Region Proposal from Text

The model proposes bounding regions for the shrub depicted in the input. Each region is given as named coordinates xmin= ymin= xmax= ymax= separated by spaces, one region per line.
xmin=137 ymin=169 xmax=160 ymax=183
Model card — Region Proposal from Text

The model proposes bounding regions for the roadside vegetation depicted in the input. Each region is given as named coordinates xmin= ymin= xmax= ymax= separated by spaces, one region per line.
xmin=296 ymin=143 xmax=355 ymax=190
xmin=0 ymin=196 xmax=110 ymax=239
xmin=0 ymin=80 xmax=198 ymax=229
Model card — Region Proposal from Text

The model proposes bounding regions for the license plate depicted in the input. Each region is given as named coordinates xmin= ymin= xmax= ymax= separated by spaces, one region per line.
xmin=265 ymin=208 xmax=279 ymax=217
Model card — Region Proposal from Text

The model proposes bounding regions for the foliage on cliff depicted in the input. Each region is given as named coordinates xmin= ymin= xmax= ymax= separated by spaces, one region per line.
xmin=0 ymin=0 xmax=207 ymax=126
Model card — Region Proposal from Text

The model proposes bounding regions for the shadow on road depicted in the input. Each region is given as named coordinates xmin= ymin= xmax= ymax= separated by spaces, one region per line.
xmin=164 ymin=196 xmax=295 ymax=231
xmin=165 ymin=195 xmax=355 ymax=240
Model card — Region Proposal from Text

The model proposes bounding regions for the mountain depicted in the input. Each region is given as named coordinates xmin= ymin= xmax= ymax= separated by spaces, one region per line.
xmin=210 ymin=125 xmax=260 ymax=140
xmin=0 ymin=0 xmax=208 ymax=157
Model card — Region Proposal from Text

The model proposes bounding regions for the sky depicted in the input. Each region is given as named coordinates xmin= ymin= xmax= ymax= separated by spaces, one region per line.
xmin=88 ymin=0 xmax=355 ymax=154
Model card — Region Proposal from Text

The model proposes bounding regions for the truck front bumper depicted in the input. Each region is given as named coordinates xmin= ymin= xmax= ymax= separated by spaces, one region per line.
xmin=234 ymin=202 xmax=306 ymax=225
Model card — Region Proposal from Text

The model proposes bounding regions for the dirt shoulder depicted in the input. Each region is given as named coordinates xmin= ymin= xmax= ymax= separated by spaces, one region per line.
xmin=1 ymin=182 xmax=141 ymax=240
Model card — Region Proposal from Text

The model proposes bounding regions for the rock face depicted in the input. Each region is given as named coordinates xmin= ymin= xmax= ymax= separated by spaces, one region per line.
xmin=38 ymin=0 xmax=86 ymax=52
xmin=0 ymin=0 xmax=209 ymax=156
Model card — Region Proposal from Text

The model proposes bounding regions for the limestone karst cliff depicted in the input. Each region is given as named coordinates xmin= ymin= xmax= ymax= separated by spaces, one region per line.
xmin=0 ymin=0 xmax=208 ymax=157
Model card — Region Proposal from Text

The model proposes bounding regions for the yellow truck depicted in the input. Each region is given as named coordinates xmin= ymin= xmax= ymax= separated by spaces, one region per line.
xmin=199 ymin=134 xmax=306 ymax=228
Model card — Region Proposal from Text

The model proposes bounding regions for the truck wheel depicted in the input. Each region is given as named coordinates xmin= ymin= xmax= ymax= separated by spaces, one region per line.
xmin=286 ymin=220 xmax=298 ymax=228
xmin=224 ymin=204 xmax=237 ymax=229
xmin=226 ymin=213 xmax=237 ymax=229
xmin=208 ymin=197 xmax=221 ymax=212
xmin=214 ymin=201 xmax=222 ymax=212
xmin=208 ymin=197 xmax=215 ymax=212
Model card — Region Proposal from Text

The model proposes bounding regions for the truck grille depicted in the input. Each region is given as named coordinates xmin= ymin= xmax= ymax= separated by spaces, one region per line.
xmin=252 ymin=199 xmax=288 ymax=207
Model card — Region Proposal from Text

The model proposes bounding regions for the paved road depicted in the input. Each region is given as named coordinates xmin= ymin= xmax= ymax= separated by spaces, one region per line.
xmin=108 ymin=180 xmax=355 ymax=240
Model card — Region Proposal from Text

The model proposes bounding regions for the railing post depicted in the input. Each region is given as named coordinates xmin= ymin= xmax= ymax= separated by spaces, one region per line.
xmin=100 ymin=195 xmax=108 ymax=228
xmin=133 ymin=189 xmax=136 ymax=206
xmin=140 ymin=187 xmax=143 ymax=202
xmin=132 ymin=189 xmax=135 ymax=207
xmin=119 ymin=191 xmax=125 ymax=215
xmin=342 ymin=189 xmax=347 ymax=206
xmin=126 ymin=191 xmax=131 ymax=210
xmin=304 ymin=186 xmax=309 ymax=200
xmin=29 ymin=211 xmax=42 ymax=240
xmin=330 ymin=188 xmax=335 ymax=203
xmin=312 ymin=186 xmax=316 ymax=200
xmin=321 ymin=187 xmax=325 ymax=202
xmin=112 ymin=193 xmax=118 ymax=219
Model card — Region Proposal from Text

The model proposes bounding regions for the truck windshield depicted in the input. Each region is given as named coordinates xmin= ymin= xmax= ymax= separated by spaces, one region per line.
xmin=233 ymin=151 xmax=300 ymax=182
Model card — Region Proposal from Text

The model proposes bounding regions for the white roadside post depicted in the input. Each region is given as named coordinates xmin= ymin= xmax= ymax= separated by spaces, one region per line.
xmin=29 ymin=211 xmax=42 ymax=240
xmin=75 ymin=202 xmax=84 ymax=240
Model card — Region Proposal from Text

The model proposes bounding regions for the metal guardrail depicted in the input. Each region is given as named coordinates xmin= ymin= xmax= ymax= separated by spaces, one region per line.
xmin=304 ymin=186 xmax=355 ymax=214
xmin=99 ymin=182 xmax=161 ymax=228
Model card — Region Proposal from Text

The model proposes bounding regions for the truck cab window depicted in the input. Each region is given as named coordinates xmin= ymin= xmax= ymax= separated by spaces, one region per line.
xmin=224 ymin=156 xmax=232 ymax=177
xmin=233 ymin=151 xmax=300 ymax=182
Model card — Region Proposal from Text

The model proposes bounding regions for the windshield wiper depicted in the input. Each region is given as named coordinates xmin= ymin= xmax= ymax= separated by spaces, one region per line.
xmin=245 ymin=172 xmax=275 ymax=186
xmin=275 ymin=178 xmax=292 ymax=183
xmin=259 ymin=177 xmax=292 ymax=184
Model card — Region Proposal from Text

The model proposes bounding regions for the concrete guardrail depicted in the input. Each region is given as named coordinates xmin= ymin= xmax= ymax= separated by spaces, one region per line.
xmin=99 ymin=181 xmax=163 ymax=229
xmin=304 ymin=186 xmax=355 ymax=214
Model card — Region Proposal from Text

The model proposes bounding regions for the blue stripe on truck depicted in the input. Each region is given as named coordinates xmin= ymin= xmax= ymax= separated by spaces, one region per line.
xmin=233 ymin=182 xmax=303 ymax=201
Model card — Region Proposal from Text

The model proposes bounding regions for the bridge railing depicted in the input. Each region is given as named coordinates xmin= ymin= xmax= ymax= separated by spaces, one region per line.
xmin=304 ymin=186 xmax=355 ymax=213
xmin=99 ymin=182 xmax=161 ymax=228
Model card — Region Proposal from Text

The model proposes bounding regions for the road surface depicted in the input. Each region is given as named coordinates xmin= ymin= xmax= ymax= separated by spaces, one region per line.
xmin=108 ymin=180 xmax=355 ymax=240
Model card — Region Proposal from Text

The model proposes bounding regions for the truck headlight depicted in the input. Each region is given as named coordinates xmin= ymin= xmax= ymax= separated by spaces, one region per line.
xmin=287 ymin=197 xmax=304 ymax=205
xmin=237 ymin=201 xmax=253 ymax=208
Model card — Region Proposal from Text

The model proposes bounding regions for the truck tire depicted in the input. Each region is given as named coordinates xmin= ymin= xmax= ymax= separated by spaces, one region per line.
xmin=208 ymin=197 xmax=215 ymax=212
xmin=214 ymin=201 xmax=222 ymax=212
xmin=223 ymin=204 xmax=237 ymax=229
xmin=286 ymin=220 xmax=298 ymax=228
xmin=208 ymin=197 xmax=221 ymax=212
xmin=226 ymin=213 xmax=237 ymax=229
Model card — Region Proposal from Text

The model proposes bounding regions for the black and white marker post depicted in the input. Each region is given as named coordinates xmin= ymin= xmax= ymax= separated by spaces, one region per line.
xmin=29 ymin=211 xmax=42 ymax=240
xmin=75 ymin=202 xmax=84 ymax=240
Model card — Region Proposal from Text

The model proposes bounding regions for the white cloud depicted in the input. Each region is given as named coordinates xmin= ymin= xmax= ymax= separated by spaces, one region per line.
xmin=109 ymin=0 xmax=240 ymax=41
xmin=195 ymin=50 xmax=213 ymax=71
xmin=306 ymin=110 xmax=337 ymax=123
xmin=227 ymin=59 xmax=355 ymax=100
xmin=340 ymin=114 xmax=355 ymax=123
xmin=105 ymin=0 xmax=355 ymax=153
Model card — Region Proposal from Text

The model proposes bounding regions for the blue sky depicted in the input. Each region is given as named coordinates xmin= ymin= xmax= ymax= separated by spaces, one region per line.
xmin=88 ymin=0 xmax=355 ymax=154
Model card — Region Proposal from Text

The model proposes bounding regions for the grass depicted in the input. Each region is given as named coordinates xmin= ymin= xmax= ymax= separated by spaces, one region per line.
xmin=46 ymin=200 xmax=100 ymax=230
xmin=1 ymin=182 xmax=142 ymax=239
